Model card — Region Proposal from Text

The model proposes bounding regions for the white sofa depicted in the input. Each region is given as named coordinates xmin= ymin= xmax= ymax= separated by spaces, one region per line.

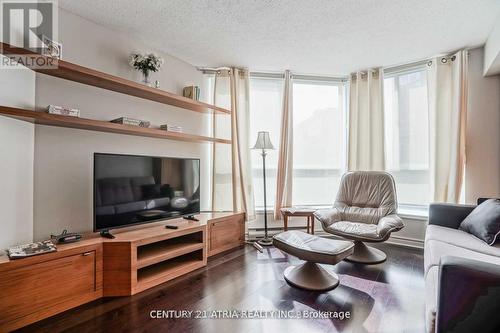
xmin=425 ymin=203 xmax=500 ymax=333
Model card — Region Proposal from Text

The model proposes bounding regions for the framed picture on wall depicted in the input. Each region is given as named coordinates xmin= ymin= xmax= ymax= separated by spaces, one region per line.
xmin=42 ymin=36 xmax=62 ymax=59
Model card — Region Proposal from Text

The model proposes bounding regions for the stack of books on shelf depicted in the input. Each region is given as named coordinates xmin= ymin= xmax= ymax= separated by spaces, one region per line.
xmin=110 ymin=117 xmax=150 ymax=128
xmin=183 ymin=86 xmax=200 ymax=101
xmin=47 ymin=105 xmax=80 ymax=117
xmin=160 ymin=124 xmax=183 ymax=133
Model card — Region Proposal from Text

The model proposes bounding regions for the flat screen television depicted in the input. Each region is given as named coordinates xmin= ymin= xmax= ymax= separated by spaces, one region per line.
xmin=93 ymin=153 xmax=200 ymax=232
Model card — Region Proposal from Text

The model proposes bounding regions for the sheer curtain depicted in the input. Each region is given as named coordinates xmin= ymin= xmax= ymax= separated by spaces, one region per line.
xmin=427 ymin=50 xmax=468 ymax=203
xmin=212 ymin=68 xmax=255 ymax=220
xmin=274 ymin=70 xmax=293 ymax=219
xmin=348 ymin=69 xmax=385 ymax=171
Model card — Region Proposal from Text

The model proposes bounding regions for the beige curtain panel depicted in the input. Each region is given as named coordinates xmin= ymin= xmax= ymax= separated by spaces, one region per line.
xmin=427 ymin=50 xmax=468 ymax=203
xmin=230 ymin=68 xmax=255 ymax=220
xmin=348 ymin=69 xmax=385 ymax=171
xmin=211 ymin=68 xmax=255 ymax=220
xmin=211 ymin=69 xmax=233 ymax=212
xmin=274 ymin=70 xmax=294 ymax=220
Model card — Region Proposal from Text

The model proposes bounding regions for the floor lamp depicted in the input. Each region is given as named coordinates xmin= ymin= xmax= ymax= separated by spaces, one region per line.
xmin=252 ymin=131 xmax=274 ymax=246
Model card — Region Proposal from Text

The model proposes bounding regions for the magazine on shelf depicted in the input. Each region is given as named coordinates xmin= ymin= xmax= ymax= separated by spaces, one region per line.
xmin=7 ymin=240 xmax=57 ymax=259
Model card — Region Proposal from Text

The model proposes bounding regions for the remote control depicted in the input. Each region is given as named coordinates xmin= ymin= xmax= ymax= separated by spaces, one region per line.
xmin=165 ymin=225 xmax=178 ymax=229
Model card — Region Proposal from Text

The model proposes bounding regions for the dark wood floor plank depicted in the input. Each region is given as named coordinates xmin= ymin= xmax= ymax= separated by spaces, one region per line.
xmin=16 ymin=243 xmax=425 ymax=333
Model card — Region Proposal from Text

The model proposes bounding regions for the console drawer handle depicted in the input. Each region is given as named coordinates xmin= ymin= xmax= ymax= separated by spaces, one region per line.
xmin=82 ymin=252 xmax=92 ymax=256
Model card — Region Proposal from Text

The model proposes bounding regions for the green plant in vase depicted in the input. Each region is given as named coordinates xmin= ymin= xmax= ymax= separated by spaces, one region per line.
xmin=129 ymin=52 xmax=164 ymax=87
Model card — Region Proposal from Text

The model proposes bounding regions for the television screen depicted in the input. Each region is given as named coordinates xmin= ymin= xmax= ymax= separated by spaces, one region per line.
xmin=94 ymin=153 xmax=200 ymax=231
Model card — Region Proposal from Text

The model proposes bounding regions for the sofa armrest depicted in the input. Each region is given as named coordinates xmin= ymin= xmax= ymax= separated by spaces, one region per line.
xmin=436 ymin=256 xmax=500 ymax=333
xmin=428 ymin=203 xmax=475 ymax=229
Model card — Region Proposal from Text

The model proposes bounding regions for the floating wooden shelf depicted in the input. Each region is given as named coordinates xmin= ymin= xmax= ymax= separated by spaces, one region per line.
xmin=0 ymin=105 xmax=231 ymax=144
xmin=0 ymin=43 xmax=231 ymax=115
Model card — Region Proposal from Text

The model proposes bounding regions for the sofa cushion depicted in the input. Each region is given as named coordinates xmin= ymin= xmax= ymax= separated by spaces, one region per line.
xmin=425 ymin=225 xmax=500 ymax=258
xmin=97 ymin=178 xmax=134 ymax=205
xmin=130 ymin=176 xmax=155 ymax=201
xmin=273 ymin=231 xmax=354 ymax=265
xmin=325 ymin=221 xmax=381 ymax=240
xmin=459 ymin=198 xmax=500 ymax=245
xmin=142 ymin=184 xmax=162 ymax=199
xmin=146 ymin=197 xmax=170 ymax=209
xmin=425 ymin=265 xmax=438 ymax=333
xmin=95 ymin=205 xmax=115 ymax=216
xmin=424 ymin=239 xmax=500 ymax=277
xmin=114 ymin=200 xmax=147 ymax=214
xmin=334 ymin=205 xmax=388 ymax=225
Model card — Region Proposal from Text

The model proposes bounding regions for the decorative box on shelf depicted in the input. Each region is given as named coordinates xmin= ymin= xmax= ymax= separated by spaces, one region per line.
xmin=160 ymin=124 xmax=183 ymax=133
xmin=110 ymin=117 xmax=150 ymax=128
xmin=47 ymin=105 xmax=80 ymax=117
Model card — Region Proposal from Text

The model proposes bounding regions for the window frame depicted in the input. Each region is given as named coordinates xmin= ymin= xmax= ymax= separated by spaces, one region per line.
xmin=383 ymin=64 xmax=431 ymax=210
xmin=248 ymin=69 xmax=432 ymax=217
xmin=249 ymin=73 xmax=285 ymax=210
xmin=290 ymin=77 xmax=348 ymax=207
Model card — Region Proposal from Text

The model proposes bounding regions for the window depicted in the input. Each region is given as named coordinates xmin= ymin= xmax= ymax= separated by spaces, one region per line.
xmin=249 ymin=76 xmax=283 ymax=209
xmin=292 ymin=79 xmax=346 ymax=206
xmin=384 ymin=69 xmax=430 ymax=206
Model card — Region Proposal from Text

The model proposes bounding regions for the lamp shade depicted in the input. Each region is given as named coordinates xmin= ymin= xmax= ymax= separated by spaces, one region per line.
xmin=252 ymin=131 xmax=274 ymax=150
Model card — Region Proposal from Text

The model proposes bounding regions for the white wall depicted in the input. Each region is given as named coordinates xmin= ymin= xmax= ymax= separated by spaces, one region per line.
xmin=484 ymin=17 xmax=500 ymax=76
xmin=32 ymin=9 xmax=213 ymax=240
xmin=465 ymin=47 xmax=500 ymax=203
xmin=0 ymin=63 xmax=35 ymax=249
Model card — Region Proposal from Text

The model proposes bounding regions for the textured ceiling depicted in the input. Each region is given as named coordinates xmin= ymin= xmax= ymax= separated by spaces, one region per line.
xmin=59 ymin=0 xmax=500 ymax=75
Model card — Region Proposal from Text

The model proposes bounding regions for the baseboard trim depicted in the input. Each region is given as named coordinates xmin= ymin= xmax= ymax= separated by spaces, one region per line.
xmin=248 ymin=227 xmax=424 ymax=249
xmin=386 ymin=235 xmax=424 ymax=249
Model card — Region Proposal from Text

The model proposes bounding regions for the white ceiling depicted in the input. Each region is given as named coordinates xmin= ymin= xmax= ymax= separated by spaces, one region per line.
xmin=59 ymin=0 xmax=500 ymax=75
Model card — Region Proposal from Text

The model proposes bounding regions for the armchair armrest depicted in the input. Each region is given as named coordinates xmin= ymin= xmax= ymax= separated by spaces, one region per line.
xmin=314 ymin=208 xmax=341 ymax=228
xmin=377 ymin=214 xmax=404 ymax=239
xmin=429 ymin=203 xmax=475 ymax=229
xmin=436 ymin=256 xmax=500 ymax=332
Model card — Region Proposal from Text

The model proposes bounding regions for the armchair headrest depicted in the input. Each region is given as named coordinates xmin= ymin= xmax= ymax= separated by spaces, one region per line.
xmin=336 ymin=171 xmax=398 ymax=213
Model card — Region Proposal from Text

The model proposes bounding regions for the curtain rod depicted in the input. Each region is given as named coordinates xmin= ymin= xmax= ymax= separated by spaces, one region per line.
xmin=200 ymin=69 xmax=347 ymax=83
xmin=198 ymin=67 xmax=250 ymax=75
xmin=198 ymin=49 xmax=466 ymax=78
xmin=383 ymin=50 xmax=464 ymax=75
xmin=292 ymin=74 xmax=348 ymax=83
xmin=250 ymin=71 xmax=284 ymax=79
xmin=197 ymin=67 xmax=230 ymax=75
xmin=383 ymin=59 xmax=430 ymax=75
xmin=250 ymin=71 xmax=348 ymax=83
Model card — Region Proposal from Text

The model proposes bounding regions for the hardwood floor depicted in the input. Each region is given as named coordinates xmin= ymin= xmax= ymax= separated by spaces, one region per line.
xmin=17 ymin=243 xmax=424 ymax=333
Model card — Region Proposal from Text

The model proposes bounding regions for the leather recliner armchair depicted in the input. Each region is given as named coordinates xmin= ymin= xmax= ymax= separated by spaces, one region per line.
xmin=314 ymin=171 xmax=404 ymax=264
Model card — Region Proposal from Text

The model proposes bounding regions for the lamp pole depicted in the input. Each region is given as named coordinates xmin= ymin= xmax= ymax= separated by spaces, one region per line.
xmin=251 ymin=131 xmax=274 ymax=246
xmin=261 ymin=149 xmax=269 ymax=241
